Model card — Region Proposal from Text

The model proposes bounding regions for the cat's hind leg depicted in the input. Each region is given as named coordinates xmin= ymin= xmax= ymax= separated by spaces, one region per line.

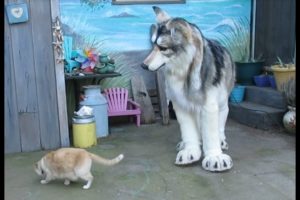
xmin=80 ymin=172 xmax=94 ymax=189
xmin=64 ymin=179 xmax=70 ymax=186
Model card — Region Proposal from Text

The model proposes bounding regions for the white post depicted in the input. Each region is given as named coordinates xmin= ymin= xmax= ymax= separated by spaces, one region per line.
xmin=251 ymin=0 xmax=256 ymax=61
xmin=50 ymin=0 xmax=70 ymax=147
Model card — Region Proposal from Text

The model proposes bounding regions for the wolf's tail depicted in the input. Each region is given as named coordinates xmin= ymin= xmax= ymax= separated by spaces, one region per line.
xmin=89 ymin=153 xmax=124 ymax=166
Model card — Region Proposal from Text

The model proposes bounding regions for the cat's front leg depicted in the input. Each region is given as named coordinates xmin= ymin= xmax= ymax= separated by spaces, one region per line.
xmin=40 ymin=173 xmax=53 ymax=184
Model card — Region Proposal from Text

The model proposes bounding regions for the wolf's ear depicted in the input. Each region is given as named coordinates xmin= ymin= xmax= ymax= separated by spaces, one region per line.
xmin=153 ymin=6 xmax=171 ymax=23
xmin=150 ymin=24 xmax=158 ymax=43
xmin=170 ymin=28 xmax=181 ymax=45
xmin=170 ymin=23 xmax=192 ymax=44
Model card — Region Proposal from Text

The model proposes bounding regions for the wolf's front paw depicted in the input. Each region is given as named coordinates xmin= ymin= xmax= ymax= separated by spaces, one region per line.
xmin=202 ymin=153 xmax=233 ymax=172
xmin=176 ymin=141 xmax=185 ymax=152
xmin=220 ymin=139 xmax=228 ymax=150
xmin=175 ymin=145 xmax=201 ymax=165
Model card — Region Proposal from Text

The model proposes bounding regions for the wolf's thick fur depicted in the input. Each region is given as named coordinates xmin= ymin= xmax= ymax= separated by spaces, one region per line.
xmin=34 ymin=148 xmax=124 ymax=189
xmin=142 ymin=7 xmax=235 ymax=172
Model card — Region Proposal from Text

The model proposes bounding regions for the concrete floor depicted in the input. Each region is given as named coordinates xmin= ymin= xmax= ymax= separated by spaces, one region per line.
xmin=5 ymin=119 xmax=295 ymax=200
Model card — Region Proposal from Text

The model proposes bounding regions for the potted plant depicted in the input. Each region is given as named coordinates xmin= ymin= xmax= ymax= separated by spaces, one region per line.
xmin=271 ymin=57 xmax=295 ymax=92
xmin=229 ymin=85 xmax=246 ymax=103
xmin=281 ymin=77 xmax=295 ymax=134
xmin=217 ymin=17 xmax=264 ymax=85
xmin=268 ymin=74 xmax=277 ymax=89
xmin=253 ymin=69 xmax=277 ymax=89
xmin=253 ymin=72 xmax=270 ymax=87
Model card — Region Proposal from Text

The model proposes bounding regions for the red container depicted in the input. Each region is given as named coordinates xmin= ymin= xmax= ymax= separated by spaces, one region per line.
xmin=83 ymin=66 xmax=93 ymax=73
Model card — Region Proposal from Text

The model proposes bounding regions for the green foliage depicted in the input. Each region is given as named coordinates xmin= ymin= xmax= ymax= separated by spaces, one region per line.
xmin=74 ymin=35 xmax=106 ymax=51
xmin=274 ymin=56 xmax=295 ymax=68
xmin=216 ymin=17 xmax=259 ymax=62
xmin=98 ymin=52 xmax=138 ymax=98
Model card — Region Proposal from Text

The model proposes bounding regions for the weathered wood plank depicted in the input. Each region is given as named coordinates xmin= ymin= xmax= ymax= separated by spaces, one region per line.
xmin=153 ymin=105 xmax=160 ymax=113
xmin=19 ymin=113 xmax=41 ymax=152
xmin=51 ymin=0 xmax=70 ymax=147
xmin=9 ymin=0 xmax=38 ymax=113
xmin=131 ymin=76 xmax=156 ymax=124
xmin=150 ymin=97 xmax=159 ymax=104
xmin=255 ymin=0 xmax=295 ymax=65
xmin=5 ymin=13 xmax=21 ymax=153
xmin=7 ymin=0 xmax=42 ymax=152
xmin=155 ymin=70 xmax=169 ymax=125
xmin=147 ymin=89 xmax=158 ymax=97
xmin=31 ymin=0 xmax=61 ymax=150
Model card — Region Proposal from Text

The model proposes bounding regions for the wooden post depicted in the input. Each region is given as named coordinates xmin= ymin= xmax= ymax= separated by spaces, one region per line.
xmin=155 ymin=69 xmax=169 ymax=125
xmin=50 ymin=0 xmax=70 ymax=147
xmin=131 ymin=76 xmax=156 ymax=124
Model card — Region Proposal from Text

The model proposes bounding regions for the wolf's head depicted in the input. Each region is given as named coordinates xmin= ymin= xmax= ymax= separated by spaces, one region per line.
xmin=141 ymin=6 xmax=198 ymax=71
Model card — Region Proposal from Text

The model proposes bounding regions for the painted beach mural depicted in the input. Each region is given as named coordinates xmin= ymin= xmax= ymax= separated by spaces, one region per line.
xmin=60 ymin=0 xmax=251 ymax=53
xmin=61 ymin=0 xmax=251 ymax=119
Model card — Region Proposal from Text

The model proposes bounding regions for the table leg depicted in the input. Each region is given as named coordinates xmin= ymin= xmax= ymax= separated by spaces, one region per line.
xmin=74 ymin=80 xmax=81 ymax=111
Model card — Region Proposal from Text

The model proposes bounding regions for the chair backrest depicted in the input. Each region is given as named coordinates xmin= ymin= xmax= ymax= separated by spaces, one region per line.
xmin=104 ymin=88 xmax=128 ymax=112
xmin=63 ymin=36 xmax=73 ymax=60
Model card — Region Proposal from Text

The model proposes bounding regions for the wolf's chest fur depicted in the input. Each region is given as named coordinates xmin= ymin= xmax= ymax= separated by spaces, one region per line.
xmin=165 ymin=75 xmax=204 ymax=111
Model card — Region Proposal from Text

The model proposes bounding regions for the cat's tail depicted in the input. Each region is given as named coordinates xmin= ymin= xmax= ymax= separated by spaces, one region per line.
xmin=89 ymin=153 xmax=124 ymax=166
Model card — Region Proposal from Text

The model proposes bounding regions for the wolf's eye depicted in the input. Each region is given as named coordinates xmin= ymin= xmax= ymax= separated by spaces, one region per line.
xmin=158 ymin=46 xmax=168 ymax=51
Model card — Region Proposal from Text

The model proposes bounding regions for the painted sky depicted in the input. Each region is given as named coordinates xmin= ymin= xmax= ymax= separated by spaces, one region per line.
xmin=60 ymin=0 xmax=251 ymax=52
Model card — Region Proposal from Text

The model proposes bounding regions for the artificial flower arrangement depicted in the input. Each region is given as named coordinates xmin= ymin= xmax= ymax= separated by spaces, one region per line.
xmin=74 ymin=48 xmax=99 ymax=72
xmin=69 ymin=48 xmax=116 ymax=74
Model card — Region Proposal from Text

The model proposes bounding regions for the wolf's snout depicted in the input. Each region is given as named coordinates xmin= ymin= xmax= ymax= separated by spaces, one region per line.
xmin=141 ymin=63 xmax=149 ymax=70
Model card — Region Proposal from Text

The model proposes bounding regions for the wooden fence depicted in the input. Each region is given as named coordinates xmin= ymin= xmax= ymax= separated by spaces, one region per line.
xmin=5 ymin=0 xmax=69 ymax=153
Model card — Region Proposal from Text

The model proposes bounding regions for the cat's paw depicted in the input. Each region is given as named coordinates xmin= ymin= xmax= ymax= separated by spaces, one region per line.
xmin=220 ymin=139 xmax=228 ymax=150
xmin=64 ymin=179 xmax=70 ymax=186
xmin=202 ymin=153 xmax=233 ymax=172
xmin=40 ymin=180 xmax=49 ymax=184
xmin=175 ymin=144 xmax=201 ymax=165
xmin=83 ymin=184 xmax=91 ymax=190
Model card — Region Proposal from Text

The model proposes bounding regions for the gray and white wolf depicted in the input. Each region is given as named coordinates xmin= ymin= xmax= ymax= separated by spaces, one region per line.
xmin=34 ymin=148 xmax=124 ymax=189
xmin=142 ymin=7 xmax=235 ymax=172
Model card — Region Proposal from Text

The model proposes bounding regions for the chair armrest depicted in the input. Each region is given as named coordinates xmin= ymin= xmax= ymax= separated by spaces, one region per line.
xmin=128 ymin=99 xmax=141 ymax=108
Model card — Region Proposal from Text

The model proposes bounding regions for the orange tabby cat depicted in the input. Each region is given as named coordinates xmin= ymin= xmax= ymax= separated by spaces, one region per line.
xmin=34 ymin=148 xmax=124 ymax=189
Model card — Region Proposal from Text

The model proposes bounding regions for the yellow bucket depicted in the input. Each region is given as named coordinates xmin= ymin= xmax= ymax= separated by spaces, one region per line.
xmin=72 ymin=115 xmax=97 ymax=148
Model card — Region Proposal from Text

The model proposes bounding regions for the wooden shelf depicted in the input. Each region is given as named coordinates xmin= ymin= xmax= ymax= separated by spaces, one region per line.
xmin=65 ymin=72 xmax=121 ymax=80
